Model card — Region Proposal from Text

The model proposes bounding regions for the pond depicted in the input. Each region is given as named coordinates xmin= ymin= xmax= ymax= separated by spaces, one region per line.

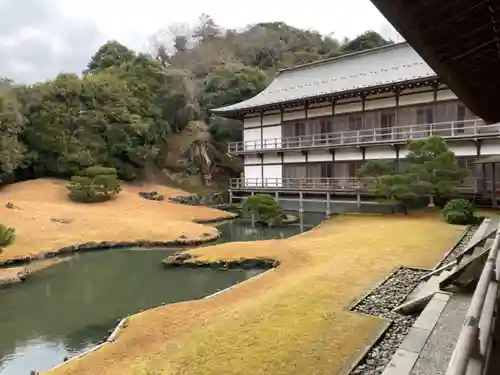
xmin=0 ymin=213 xmax=323 ymax=375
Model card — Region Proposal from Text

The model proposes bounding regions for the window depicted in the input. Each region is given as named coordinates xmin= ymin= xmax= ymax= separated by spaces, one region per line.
xmin=348 ymin=114 xmax=363 ymax=130
xmin=320 ymin=163 xmax=334 ymax=178
xmin=380 ymin=111 xmax=395 ymax=139
xmin=417 ymin=107 xmax=434 ymax=124
xmin=320 ymin=119 xmax=332 ymax=134
xmin=294 ymin=121 xmax=306 ymax=136
xmin=456 ymin=104 xmax=466 ymax=133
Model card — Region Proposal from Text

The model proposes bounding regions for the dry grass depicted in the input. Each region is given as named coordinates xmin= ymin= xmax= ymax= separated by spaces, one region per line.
xmin=47 ymin=213 xmax=463 ymax=375
xmin=0 ymin=178 xmax=231 ymax=266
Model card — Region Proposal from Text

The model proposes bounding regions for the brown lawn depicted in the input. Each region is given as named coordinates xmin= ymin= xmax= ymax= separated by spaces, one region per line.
xmin=0 ymin=178 xmax=231 ymax=267
xmin=45 ymin=212 xmax=463 ymax=375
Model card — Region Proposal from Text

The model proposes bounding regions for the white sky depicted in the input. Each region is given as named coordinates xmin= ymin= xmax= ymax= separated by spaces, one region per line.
xmin=1 ymin=0 xmax=403 ymax=82
xmin=57 ymin=0 xmax=402 ymax=50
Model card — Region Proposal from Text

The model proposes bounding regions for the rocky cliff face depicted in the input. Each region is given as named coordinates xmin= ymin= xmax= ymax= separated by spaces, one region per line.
xmin=157 ymin=121 xmax=242 ymax=191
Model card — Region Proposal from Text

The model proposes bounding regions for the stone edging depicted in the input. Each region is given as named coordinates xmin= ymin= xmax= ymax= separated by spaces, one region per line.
xmin=47 ymin=268 xmax=275 ymax=373
xmin=0 ymin=271 xmax=29 ymax=289
xmin=162 ymin=252 xmax=279 ymax=270
xmin=193 ymin=213 xmax=240 ymax=224
xmin=0 ymin=234 xmax=221 ymax=269
xmin=0 ymin=234 xmax=223 ymax=292
xmin=338 ymin=320 xmax=393 ymax=375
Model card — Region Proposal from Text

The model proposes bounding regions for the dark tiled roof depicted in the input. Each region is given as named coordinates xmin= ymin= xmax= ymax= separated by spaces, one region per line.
xmin=212 ymin=42 xmax=437 ymax=115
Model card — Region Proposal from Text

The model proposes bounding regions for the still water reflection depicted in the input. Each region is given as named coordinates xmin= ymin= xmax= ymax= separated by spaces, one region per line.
xmin=0 ymin=214 xmax=322 ymax=375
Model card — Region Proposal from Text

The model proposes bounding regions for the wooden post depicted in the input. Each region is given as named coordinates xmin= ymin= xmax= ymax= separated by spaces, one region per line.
xmin=229 ymin=190 xmax=233 ymax=204
xmin=482 ymin=164 xmax=487 ymax=195
xmin=326 ymin=193 xmax=331 ymax=218
xmin=357 ymin=193 xmax=361 ymax=210
xmin=492 ymin=163 xmax=497 ymax=209
xmin=299 ymin=192 xmax=304 ymax=215
xmin=275 ymin=191 xmax=279 ymax=202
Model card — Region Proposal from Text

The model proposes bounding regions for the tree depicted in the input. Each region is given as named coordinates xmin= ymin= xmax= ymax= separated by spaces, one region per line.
xmin=200 ymin=63 xmax=268 ymax=113
xmin=0 ymin=224 xmax=16 ymax=250
xmin=243 ymin=194 xmax=285 ymax=226
xmin=0 ymin=81 xmax=25 ymax=183
xmin=341 ymin=31 xmax=392 ymax=53
xmin=357 ymin=160 xmax=418 ymax=214
xmin=442 ymin=199 xmax=478 ymax=225
xmin=85 ymin=41 xmax=136 ymax=74
xmin=193 ymin=14 xmax=221 ymax=42
xmin=405 ymin=136 xmax=469 ymax=207
xmin=67 ymin=166 xmax=121 ymax=203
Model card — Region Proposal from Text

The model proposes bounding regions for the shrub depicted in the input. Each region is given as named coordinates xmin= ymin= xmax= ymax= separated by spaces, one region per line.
xmin=0 ymin=224 xmax=16 ymax=248
xmin=243 ymin=194 xmax=285 ymax=227
xmin=442 ymin=199 xmax=477 ymax=225
xmin=67 ymin=166 xmax=121 ymax=203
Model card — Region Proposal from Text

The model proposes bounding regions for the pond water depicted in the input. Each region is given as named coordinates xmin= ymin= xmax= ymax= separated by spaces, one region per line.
xmin=0 ymin=213 xmax=323 ymax=375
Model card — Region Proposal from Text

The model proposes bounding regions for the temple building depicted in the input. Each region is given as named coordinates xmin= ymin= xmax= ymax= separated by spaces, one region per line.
xmin=211 ymin=42 xmax=500 ymax=211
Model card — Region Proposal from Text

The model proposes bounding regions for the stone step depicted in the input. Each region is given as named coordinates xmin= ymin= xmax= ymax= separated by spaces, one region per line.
xmin=395 ymin=270 xmax=453 ymax=314
xmin=382 ymin=292 xmax=452 ymax=375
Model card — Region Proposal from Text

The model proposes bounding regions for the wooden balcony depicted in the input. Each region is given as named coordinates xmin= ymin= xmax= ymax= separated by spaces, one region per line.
xmin=229 ymin=177 xmax=480 ymax=194
xmin=229 ymin=119 xmax=499 ymax=154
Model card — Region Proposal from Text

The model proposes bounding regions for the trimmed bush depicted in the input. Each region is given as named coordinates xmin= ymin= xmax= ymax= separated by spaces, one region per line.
xmin=67 ymin=166 xmax=121 ymax=203
xmin=243 ymin=194 xmax=285 ymax=227
xmin=442 ymin=199 xmax=477 ymax=225
xmin=0 ymin=224 xmax=16 ymax=249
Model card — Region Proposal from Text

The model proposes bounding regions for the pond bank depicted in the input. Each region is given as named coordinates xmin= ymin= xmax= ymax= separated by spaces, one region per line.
xmin=0 ymin=218 xmax=312 ymax=375
xmin=46 ymin=213 xmax=463 ymax=375
xmin=0 ymin=178 xmax=240 ymax=287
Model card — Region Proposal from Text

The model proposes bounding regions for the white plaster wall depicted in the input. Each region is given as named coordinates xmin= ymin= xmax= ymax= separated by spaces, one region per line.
xmin=399 ymin=146 xmax=409 ymax=158
xmin=365 ymin=96 xmax=397 ymax=110
xmin=244 ymin=154 xmax=261 ymax=165
xmin=449 ymin=142 xmax=477 ymax=157
xmin=399 ymin=91 xmax=434 ymax=106
xmin=262 ymin=125 xmax=282 ymax=149
xmin=308 ymin=151 xmax=333 ymax=162
xmin=244 ymin=165 xmax=262 ymax=186
xmin=263 ymin=165 xmax=283 ymax=187
xmin=481 ymin=139 xmax=500 ymax=155
xmin=283 ymin=152 xmax=306 ymax=163
xmin=263 ymin=154 xmax=281 ymax=164
xmin=365 ymin=146 xmax=397 ymax=160
xmin=243 ymin=116 xmax=260 ymax=128
xmin=437 ymin=89 xmax=457 ymax=102
xmin=334 ymin=163 xmax=348 ymax=178
xmin=335 ymin=148 xmax=363 ymax=161
xmin=243 ymin=128 xmax=261 ymax=150
xmin=308 ymin=105 xmax=332 ymax=118
xmin=283 ymin=106 xmax=306 ymax=121
xmin=335 ymin=100 xmax=363 ymax=114
xmin=262 ymin=112 xmax=281 ymax=126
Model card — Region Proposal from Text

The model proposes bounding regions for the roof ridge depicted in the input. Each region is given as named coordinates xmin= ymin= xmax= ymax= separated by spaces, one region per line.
xmin=277 ymin=41 xmax=409 ymax=75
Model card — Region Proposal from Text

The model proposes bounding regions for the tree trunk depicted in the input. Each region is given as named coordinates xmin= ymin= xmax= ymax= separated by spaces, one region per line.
xmin=428 ymin=195 xmax=435 ymax=208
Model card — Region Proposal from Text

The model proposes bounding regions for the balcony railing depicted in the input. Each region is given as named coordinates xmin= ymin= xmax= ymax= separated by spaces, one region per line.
xmin=230 ymin=177 xmax=364 ymax=191
xmin=229 ymin=177 xmax=480 ymax=193
xmin=229 ymin=119 xmax=499 ymax=153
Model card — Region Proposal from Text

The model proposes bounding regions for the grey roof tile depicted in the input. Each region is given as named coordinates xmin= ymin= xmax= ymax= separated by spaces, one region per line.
xmin=212 ymin=42 xmax=437 ymax=114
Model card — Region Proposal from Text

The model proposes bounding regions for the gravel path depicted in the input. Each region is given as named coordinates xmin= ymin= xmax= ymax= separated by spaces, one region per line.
xmin=350 ymin=268 xmax=427 ymax=375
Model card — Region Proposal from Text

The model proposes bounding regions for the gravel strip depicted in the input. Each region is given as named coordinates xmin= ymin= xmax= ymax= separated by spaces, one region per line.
xmin=350 ymin=268 xmax=428 ymax=375
xmin=348 ymin=227 xmax=477 ymax=375
xmin=439 ymin=225 xmax=478 ymax=265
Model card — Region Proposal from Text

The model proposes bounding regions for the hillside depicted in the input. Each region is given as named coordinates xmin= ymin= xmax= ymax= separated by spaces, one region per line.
xmin=0 ymin=16 xmax=392 ymax=190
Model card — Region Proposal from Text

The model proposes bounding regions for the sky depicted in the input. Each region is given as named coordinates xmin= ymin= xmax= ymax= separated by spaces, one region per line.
xmin=0 ymin=0 xmax=402 ymax=83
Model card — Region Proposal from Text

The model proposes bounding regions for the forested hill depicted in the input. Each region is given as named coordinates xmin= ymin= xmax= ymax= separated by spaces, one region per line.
xmin=0 ymin=15 xmax=392 ymax=189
